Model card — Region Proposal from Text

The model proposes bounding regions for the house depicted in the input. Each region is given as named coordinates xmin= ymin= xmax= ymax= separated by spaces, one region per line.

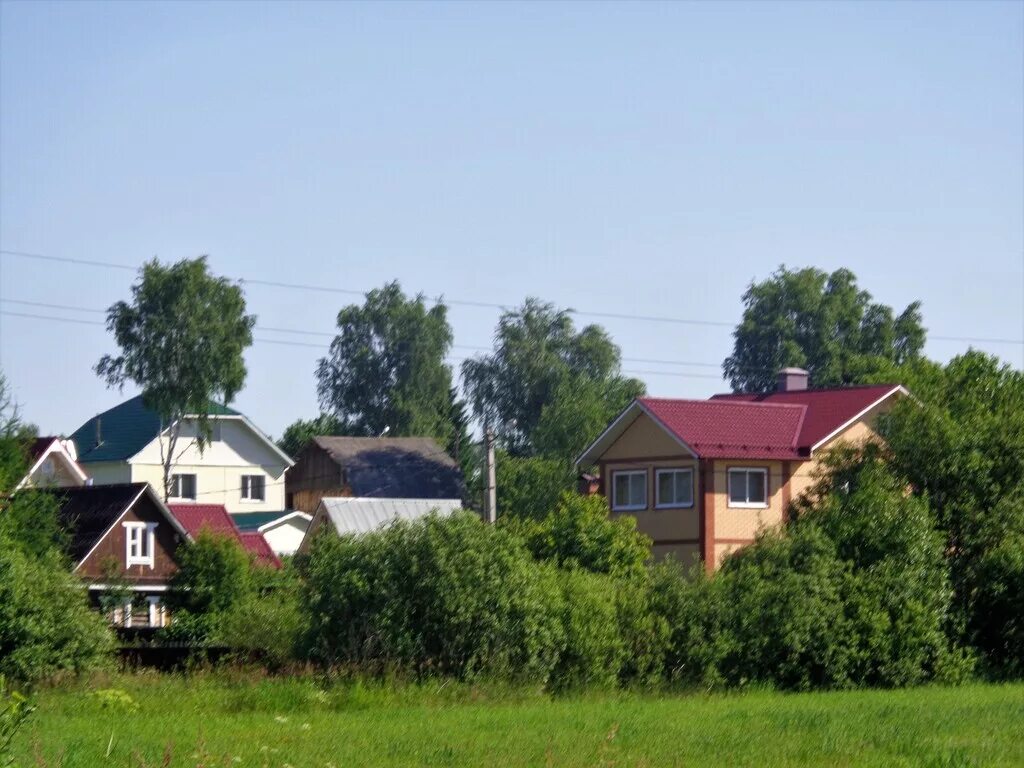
xmin=16 ymin=436 xmax=89 ymax=490
xmin=42 ymin=483 xmax=191 ymax=628
xmin=576 ymin=368 xmax=907 ymax=571
xmin=69 ymin=395 xmax=294 ymax=513
xmin=168 ymin=502 xmax=282 ymax=568
xmin=297 ymin=496 xmax=463 ymax=554
xmin=285 ymin=436 xmax=464 ymax=514
xmin=232 ymin=510 xmax=312 ymax=557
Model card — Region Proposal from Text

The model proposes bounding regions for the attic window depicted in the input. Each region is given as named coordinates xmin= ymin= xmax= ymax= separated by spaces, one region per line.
xmin=124 ymin=522 xmax=157 ymax=568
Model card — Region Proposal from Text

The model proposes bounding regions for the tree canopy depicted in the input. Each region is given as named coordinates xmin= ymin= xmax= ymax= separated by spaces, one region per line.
xmin=95 ymin=256 xmax=255 ymax=499
xmin=461 ymin=298 xmax=644 ymax=457
xmin=723 ymin=266 xmax=925 ymax=393
xmin=316 ymin=282 xmax=459 ymax=448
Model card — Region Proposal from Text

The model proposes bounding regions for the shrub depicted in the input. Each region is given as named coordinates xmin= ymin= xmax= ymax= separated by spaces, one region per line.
xmin=549 ymin=568 xmax=621 ymax=691
xmin=215 ymin=568 xmax=306 ymax=669
xmin=614 ymin=573 xmax=669 ymax=687
xmin=300 ymin=512 xmax=564 ymax=682
xmin=0 ymin=536 xmax=113 ymax=682
xmin=506 ymin=492 xmax=651 ymax=578
xmin=495 ymin=455 xmax=576 ymax=522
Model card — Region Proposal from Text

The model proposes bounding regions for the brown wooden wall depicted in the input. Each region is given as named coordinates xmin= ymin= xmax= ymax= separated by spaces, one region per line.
xmin=77 ymin=494 xmax=185 ymax=586
xmin=286 ymin=443 xmax=348 ymax=498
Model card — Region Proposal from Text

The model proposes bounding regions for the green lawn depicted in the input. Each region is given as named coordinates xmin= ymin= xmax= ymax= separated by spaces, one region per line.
xmin=12 ymin=674 xmax=1024 ymax=767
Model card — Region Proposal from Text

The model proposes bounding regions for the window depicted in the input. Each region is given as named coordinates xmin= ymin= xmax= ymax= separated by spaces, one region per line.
xmin=612 ymin=470 xmax=647 ymax=511
xmin=241 ymin=474 xmax=265 ymax=502
xmin=124 ymin=522 xmax=157 ymax=567
xmin=656 ymin=468 xmax=694 ymax=508
xmin=727 ymin=468 xmax=768 ymax=508
xmin=170 ymin=473 xmax=197 ymax=500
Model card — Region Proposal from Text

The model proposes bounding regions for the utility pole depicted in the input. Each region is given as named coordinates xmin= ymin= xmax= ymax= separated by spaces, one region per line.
xmin=484 ymin=426 xmax=497 ymax=524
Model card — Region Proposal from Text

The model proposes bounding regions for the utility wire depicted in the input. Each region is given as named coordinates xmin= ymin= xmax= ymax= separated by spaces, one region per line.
xmin=3 ymin=247 xmax=1021 ymax=345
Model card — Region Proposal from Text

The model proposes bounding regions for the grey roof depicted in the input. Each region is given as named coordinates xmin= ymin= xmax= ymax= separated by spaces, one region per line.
xmin=311 ymin=436 xmax=464 ymax=499
xmin=317 ymin=496 xmax=463 ymax=536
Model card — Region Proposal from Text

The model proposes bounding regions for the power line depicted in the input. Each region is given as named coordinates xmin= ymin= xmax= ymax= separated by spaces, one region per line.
xmin=3 ymin=247 xmax=1021 ymax=346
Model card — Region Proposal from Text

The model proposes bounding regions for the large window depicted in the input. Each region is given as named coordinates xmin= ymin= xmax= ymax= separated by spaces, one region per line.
xmin=124 ymin=521 xmax=157 ymax=568
xmin=170 ymin=473 xmax=197 ymax=500
xmin=241 ymin=474 xmax=266 ymax=502
xmin=612 ymin=470 xmax=647 ymax=511
xmin=656 ymin=468 xmax=694 ymax=509
xmin=727 ymin=468 xmax=768 ymax=508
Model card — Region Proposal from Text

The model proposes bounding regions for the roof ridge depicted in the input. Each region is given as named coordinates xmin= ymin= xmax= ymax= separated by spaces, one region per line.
xmin=642 ymin=396 xmax=806 ymax=411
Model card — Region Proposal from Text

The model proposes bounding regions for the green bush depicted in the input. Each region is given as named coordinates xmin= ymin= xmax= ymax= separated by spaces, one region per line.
xmin=549 ymin=568 xmax=621 ymax=691
xmin=214 ymin=568 xmax=306 ymax=669
xmin=0 ymin=536 xmax=113 ymax=682
xmin=300 ymin=512 xmax=564 ymax=682
xmin=505 ymin=492 xmax=651 ymax=578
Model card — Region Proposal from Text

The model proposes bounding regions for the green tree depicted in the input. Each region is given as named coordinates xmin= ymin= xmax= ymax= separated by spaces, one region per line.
xmin=723 ymin=266 xmax=925 ymax=393
xmin=533 ymin=375 xmax=644 ymax=461
xmin=316 ymin=282 xmax=459 ymax=447
xmin=0 ymin=376 xmax=113 ymax=681
xmin=164 ymin=530 xmax=253 ymax=643
xmin=95 ymin=257 xmax=256 ymax=500
xmin=277 ymin=413 xmax=345 ymax=459
xmin=879 ymin=350 xmax=1024 ymax=674
xmin=495 ymin=454 xmax=576 ymax=522
xmin=461 ymin=298 xmax=644 ymax=457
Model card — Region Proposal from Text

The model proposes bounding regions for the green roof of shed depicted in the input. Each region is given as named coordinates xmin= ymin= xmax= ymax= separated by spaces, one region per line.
xmin=70 ymin=395 xmax=240 ymax=463
xmin=231 ymin=511 xmax=294 ymax=531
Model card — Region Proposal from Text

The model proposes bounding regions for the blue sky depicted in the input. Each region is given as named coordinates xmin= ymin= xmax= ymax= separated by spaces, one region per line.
xmin=1 ymin=0 xmax=1022 ymax=439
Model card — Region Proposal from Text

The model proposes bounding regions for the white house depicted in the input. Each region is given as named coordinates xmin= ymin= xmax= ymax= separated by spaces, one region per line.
xmin=16 ymin=436 xmax=89 ymax=490
xmin=69 ymin=395 xmax=293 ymax=513
xmin=232 ymin=510 xmax=312 ymax=557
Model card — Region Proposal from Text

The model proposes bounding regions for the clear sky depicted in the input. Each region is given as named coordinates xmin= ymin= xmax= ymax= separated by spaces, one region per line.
xmin=1 ymin=0 xmax=1022 ymax=439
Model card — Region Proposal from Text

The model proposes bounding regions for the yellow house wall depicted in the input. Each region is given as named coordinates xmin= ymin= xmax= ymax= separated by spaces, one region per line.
xmin=599 ymin=415 xmax=700 ymax=550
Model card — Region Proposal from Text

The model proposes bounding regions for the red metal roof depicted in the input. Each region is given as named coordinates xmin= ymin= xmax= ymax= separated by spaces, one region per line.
xmin=168 ymin=503 xmax=240 ymax=539
xmin=239 ymin=532 xmax=282 ymax=568
xmin=168 ymin=503 xmax=282 ymax=568
xmin=640 ymin=384 xmax=900 ymax=460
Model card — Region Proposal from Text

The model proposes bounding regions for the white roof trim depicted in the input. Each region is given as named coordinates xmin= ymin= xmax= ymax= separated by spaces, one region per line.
xmin=16 ymin=439 xmax=89 ymax=491
xmin=809 ymin=386 xmax=909 ymax=453
xmin=257 ymin=511 xmax=312 ymax=532
xmin=574 ymin=399 xmax=699 ymax=469
xmin=74 ymin=484 xmax=191 ymax=571
xmin=126 ymin=413 xmax=294 ymax=467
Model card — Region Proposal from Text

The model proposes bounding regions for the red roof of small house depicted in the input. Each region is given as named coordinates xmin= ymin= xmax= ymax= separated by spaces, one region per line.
xmin=239 ymin=532 xmax=282 ymax=568
xmin=168 ymin=503 xmax=282 ymax=569
xmin=168 ymin=503 xmax=240 ymax=540
xmin=28 ymin=436 xmax=60 ymax=462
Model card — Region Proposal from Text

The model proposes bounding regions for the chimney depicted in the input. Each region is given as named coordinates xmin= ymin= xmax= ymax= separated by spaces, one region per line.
xmin=94 ymin=416 xmax=102 ymax=447
xmin=777 ymin=367 xmax=809 ymax=392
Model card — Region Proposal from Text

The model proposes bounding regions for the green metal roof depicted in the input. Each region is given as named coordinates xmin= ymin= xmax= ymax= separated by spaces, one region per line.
xmin=70 ymin=395 xmax=240 ymax=463
xmin=231 ymin=511 xmax=294 ymax=531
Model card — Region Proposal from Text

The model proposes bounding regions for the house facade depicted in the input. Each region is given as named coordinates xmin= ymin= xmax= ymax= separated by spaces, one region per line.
xmin=44 ymin=483 xmax=191 ymax=628
xmin=69 ymin=395 xmax=293 ymax=513
xmin=285 ymin=436 xmax=464 ymax=514
xmin=16 ymin=436 xmax=88 ymax=490
xmin=577 ymin=369 xmax=906 ymax=571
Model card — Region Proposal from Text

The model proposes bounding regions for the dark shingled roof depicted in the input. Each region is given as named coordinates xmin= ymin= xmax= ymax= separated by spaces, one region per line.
xmin=312 ymin=436 xmax=464 ymax=499
xmin=70 ymin=395 xmax=240 ymax=463
xmin=39 ymin=483 xmax=150 ymax=564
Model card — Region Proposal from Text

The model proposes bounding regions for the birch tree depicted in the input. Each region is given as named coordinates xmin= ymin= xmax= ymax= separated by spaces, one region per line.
xmin=96 ymin=257 xmax=255 ymax=500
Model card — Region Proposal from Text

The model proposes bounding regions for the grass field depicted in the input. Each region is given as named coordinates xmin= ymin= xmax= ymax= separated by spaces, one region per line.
xmin=11 ymin=674 xmax=1024 ymax=767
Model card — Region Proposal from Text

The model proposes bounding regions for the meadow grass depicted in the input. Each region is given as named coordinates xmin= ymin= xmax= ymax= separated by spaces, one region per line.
xmin=12 ymin=672 xmax=1024 ymax=767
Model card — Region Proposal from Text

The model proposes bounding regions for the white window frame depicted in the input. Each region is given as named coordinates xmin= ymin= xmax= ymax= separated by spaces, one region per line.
xmin=727 ymin=468 xmax=769 ymax=509
xmin=169 ymin=473 xmax=197 ymax=501
xmin=123 ymin=521 xmax=158 ymax=568
xmin=655 ymin=468 xmax=695 ymax=509
xmin=611 ymin=470 xmax=647 ymax=511
xmin=240 ymin=474 xmax=266 ymax=502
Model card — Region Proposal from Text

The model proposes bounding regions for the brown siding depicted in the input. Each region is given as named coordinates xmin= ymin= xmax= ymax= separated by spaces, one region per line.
xmin=76 ymin=494 xmax=184 ymax=585
xmin=286 ymin=444 xmax=348 ymax=512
